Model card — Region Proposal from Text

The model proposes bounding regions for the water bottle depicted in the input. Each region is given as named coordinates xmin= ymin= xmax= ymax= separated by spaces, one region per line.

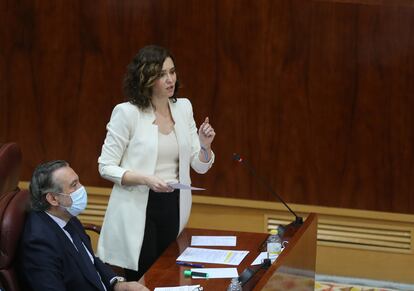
xmin=266 ymin=229 xmax=282 ymax=263
xmin=227 ymin=277 xmax=242 ymax=291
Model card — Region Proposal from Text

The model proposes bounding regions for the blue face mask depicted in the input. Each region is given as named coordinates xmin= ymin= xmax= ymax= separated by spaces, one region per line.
xmin=56 ymin=186 xmax=88 ymax=216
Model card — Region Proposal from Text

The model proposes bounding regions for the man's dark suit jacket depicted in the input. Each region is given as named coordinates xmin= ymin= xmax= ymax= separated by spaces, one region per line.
xmin=19 ymin=211 xmax=116 ymax=291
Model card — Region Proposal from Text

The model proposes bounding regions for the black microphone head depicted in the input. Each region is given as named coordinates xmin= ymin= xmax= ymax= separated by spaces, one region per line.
xmin=232 ymin=153 xmax=242 ymax=162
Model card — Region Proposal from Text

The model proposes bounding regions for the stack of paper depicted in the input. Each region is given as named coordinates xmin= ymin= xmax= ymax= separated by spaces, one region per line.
xmin=176 ymin=247 xmax=249 ymax=265
xmin=154 ymin=285 xmax=201 ymax=291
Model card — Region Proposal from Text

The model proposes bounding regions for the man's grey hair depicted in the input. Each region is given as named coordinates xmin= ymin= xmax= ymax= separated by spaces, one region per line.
xmin=29 ymin=160 xmax=68 ymax=211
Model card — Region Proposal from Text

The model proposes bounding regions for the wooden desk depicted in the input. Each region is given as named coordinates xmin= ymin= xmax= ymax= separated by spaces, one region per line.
xmin=138 ymin=213 xmax=317 ymax=290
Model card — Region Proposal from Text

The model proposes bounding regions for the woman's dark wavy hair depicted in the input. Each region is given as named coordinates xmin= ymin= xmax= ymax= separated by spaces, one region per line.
xmin=123 ymin=45 xmax=180 ymax=109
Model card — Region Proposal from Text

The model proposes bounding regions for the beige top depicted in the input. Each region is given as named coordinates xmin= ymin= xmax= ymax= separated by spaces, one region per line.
xmin=154 ymin=131 xmax=179 ymax=183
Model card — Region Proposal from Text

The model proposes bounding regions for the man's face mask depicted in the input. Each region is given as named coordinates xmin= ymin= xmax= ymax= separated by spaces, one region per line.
xmin=55 ymin=186 xmax=88 ymax=216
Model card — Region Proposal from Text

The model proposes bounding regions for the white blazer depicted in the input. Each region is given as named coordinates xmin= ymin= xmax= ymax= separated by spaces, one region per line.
xmin=96 ymin=98 xmax=214 ymax=271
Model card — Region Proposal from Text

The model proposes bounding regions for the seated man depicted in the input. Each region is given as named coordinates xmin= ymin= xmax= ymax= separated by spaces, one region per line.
xmin=19 ymin=160 xmax=149 ymax=291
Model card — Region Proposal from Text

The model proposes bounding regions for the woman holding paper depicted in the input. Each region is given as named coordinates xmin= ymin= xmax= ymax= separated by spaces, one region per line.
xmin=97 ymin=45 xmax=216 ymax=280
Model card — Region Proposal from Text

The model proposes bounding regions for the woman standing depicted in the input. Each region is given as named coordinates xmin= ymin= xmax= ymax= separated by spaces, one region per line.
xmin=96 ymin=45 xmax=215 ymax=280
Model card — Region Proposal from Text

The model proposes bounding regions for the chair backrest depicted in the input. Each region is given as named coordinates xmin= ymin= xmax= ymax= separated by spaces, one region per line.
xmin=0 ymin=189 xmax=29 ymax=291
xmin=0 ymin=143 xmax=22 ymax=196
xmin=0 ymin=143 xmax=28 ymax=291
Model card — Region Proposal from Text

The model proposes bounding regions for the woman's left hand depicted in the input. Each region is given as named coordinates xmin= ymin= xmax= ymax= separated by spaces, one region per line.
xmin=198 ymin=117 xmax=216 ymax=148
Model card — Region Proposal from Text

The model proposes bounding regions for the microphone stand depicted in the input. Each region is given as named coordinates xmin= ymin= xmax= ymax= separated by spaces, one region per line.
xmin=232 ymin=153 xmax=303 ymax=237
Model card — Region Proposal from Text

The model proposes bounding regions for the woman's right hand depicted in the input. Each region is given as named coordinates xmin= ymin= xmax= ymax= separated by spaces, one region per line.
xmin=121 ymin=171 xmax=173 ymax=192
xmin=144 ymin=175 xmax=173 ymax=192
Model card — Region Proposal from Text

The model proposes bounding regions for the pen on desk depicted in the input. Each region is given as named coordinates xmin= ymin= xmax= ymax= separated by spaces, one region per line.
xmin=176 ymin=261 xmax=204 ymax=268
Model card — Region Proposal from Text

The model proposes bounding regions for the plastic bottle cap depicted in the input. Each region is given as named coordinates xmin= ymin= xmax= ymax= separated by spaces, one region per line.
xmin=270 ymin=229 xmax=278 ymax=235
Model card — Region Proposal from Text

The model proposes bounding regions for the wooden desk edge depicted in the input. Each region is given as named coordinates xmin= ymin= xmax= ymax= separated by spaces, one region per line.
xmin=252 ymin=213 xmax=318 ymax=290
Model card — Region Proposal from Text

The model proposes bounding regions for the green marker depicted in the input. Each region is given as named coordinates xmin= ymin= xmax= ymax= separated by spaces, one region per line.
xmin=183 ymin=270 xmax=209 ymax=278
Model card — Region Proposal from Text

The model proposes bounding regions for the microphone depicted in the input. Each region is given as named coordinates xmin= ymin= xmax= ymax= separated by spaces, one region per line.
xmin=232 ymin=153 xmax=303 ymax=230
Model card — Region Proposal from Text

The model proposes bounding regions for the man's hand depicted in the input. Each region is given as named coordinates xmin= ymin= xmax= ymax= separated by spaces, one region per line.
xmin=114 ymin=281 xmax=150 ymax=291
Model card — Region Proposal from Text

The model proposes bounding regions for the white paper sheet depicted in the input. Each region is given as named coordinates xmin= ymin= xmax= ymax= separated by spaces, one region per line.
xmin=251 ymin=252 xmax=271 ymax=265
xmin=251 ymin=250 xmax=285 ymax=265
xmin=176 ymin=247 xmax=249 ymax=265
xmin=168 ymin=183 xmax=205 ymax=191
xmin=154 ymin=285 xmax=201 ymax=291
xmin=191 ymin=268 xmax=238 ymax=279
xmin=191 ymin=236 xmax=237 ymax=246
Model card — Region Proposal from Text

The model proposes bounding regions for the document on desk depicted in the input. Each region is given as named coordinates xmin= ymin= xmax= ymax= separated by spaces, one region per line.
xmin=191 ymin=268 xmax=238 ymax=279
xmin=168 ymin=182 xmax=205 ymax=190
xmin=251 ymin=249 xmax=284 ymax=265
xmin=191 ymin=236 xmax=237 ymax=246
xmin=251 ymin=251 xmax=271 ymax=265
xmin=176 ymin=247 xmax=249 ymax=265
xmin=154 ymin=285 xmax=201 ymax=291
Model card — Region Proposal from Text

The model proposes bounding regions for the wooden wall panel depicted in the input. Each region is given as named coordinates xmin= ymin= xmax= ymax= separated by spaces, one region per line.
xmin=1 ymin=0 xmax=414 ymax=213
